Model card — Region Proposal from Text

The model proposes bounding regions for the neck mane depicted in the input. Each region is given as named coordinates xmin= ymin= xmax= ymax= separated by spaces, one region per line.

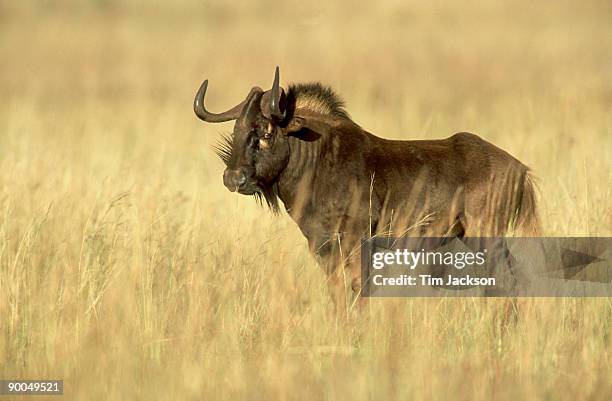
xmin=286 ymin=82 xmax=350 ymax=120
xmin=276 ymin=83 xmax=354 ymax=213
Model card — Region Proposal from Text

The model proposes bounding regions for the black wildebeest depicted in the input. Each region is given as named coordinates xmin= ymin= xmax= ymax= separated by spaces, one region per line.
xmin=194 ymin=67 xmax=540 ymax=312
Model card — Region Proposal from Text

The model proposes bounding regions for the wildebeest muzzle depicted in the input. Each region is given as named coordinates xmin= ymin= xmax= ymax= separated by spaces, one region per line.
xmin=223 ymin=168 xmax=247 ymax=192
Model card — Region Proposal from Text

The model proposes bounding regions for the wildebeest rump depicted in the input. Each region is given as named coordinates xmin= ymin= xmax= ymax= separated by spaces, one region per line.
xmin=194 ymin=67 xmax=540 ymax=311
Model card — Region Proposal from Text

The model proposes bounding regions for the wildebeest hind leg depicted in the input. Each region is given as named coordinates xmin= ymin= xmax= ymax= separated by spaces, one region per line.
xmin=443 ymin=215 xmax=466 ymax=238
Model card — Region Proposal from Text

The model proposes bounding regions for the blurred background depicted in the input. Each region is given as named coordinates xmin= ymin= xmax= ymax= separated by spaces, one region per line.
xmin=0 ymin=1 xmax=611 ymax=400
xmin=1 ymin=1 xmax=610 ymax=228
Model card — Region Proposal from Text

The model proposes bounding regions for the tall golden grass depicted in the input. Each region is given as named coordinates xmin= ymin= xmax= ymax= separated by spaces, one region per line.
xmin=0 ymin=1 xmax=611 ymax=400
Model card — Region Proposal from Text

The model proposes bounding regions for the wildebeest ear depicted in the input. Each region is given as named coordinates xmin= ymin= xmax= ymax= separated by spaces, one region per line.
xmin=284 ymin=116 xmax=324 ymax=141
xmin=285 ymin=117 xmax=305 ymax=134
xmin=285 ymin=116 xmax=328 ymax=134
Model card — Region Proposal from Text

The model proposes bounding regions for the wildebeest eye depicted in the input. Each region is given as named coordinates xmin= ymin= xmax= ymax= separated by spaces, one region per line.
xmin=263 ymin=132 xmax=272 ymax=140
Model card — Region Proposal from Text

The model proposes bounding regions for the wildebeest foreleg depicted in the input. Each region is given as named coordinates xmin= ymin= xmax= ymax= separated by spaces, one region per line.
xmin=312 ymin=233 xmax=363 ymax=316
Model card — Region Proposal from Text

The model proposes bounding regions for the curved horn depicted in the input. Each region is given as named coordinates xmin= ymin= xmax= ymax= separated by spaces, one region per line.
xmin=194 ymin=80 xmax=260 ymax=123
xmin=269 ymin=66 xmax=286 ymax=121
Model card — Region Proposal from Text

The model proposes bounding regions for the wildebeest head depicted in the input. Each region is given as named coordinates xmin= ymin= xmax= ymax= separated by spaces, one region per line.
xmin=194 ymin=67 xmax=297 ymax=210
xmin=195 ymin=67 xmax=350 ymax=211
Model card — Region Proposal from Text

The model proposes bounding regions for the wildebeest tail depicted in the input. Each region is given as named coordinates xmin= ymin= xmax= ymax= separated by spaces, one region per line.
xmin=513 ymin=170 xmax=541 ymax=236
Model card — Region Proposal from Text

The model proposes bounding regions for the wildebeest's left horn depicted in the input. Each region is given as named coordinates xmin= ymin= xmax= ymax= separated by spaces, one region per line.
xmin=194 ymin=80 xmax=261 ymax=123
xmin=269 ymin=66 xmax=286 ymax=121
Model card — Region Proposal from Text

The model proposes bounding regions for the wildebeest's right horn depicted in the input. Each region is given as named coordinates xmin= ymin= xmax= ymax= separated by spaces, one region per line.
xmin=269 ymin=66 xmax=286 ymax=121
xmin=194 ymin=80 xmax=261 ymax=123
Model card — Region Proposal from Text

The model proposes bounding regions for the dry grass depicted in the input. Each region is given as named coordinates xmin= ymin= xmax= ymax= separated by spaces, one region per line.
xmin=0 ymin=1 xmax=611 ymax=400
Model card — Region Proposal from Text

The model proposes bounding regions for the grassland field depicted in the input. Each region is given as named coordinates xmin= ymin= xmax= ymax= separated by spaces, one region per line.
xmin=0 ymin=1 xmax=611 ymax=400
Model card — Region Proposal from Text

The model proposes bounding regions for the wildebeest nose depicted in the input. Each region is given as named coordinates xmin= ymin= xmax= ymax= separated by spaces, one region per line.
xmin=223 ymin=169 xmax=247 ymax=191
